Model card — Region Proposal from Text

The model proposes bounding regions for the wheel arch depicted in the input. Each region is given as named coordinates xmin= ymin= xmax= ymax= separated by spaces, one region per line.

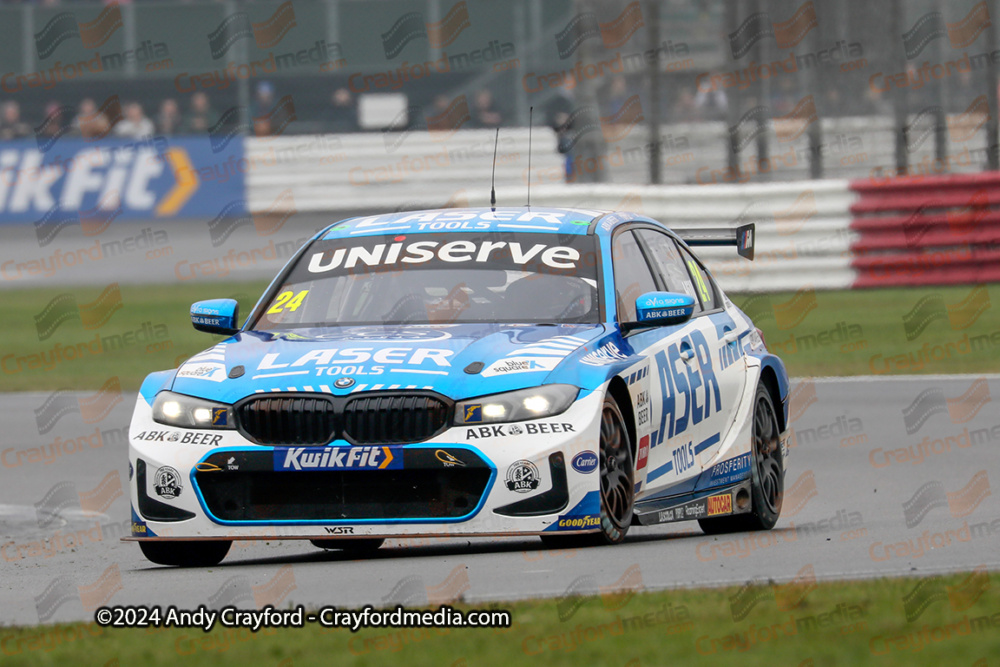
xmin=758 ymin=364 xmax=785 ymax=433
xmin=606 ymin=376 xmax=636 ymax=460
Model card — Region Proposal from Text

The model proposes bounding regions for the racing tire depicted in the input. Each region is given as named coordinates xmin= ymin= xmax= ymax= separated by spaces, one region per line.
xmin=139 ymin=540 xmax=231 ymax=567
xmin=309 ymin=538 xmax=385 ymax=552
xmin=699 ymin=383 xmax=783 ymax=535
xmin=541 ymin=396 xmax=634 ymax=548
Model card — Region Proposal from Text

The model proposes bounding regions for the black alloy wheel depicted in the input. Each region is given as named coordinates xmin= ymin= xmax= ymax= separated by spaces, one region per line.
xmin=699 ymin=383 xmax=784 ymax=534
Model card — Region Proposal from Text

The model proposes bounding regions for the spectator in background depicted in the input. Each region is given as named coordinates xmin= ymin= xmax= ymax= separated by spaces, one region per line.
xmin=252 ymin=81 xmax=277 ymax=136
xmin=74 ymin=98 xmax=112 ymax=139
xmin=861 ymin=86 xmax=891 ymax=116
xmin=671 ymin=88 xmax=698 ymax=123
xmin=115 ymin=102 xmax=155 ymax=140
xmin=157 ymin=98 xmax=182 ymax=135
xmin=253 ymin=80 xmax=275 ymax=118
xmin=431 ymin=94 xmax=451 ymax=116
xmin=603 ymin=76 xmax=630 ymax=117
xmin=770 ymin=77 xmax=798 ymax=116
xmin=694 ymin=77 xmax=727 ymax=120
xmin=951 ymin=70 xmax=977 ymax=112
xmin=471 ymin=89 xmax=502 ymax=128
xmin=0 ymin=101 xmax=31 ymax=140
xmin=183 ymin=92 xmax=215 ymax=134
xmin=328 ymin=87 xmax=357 ymax=133
xmin=822 ymin=88 xmax=844 ymax=117
xmin=545 ymin=76 xmax=576 ymax=183
xmin=37 ymin=101 xmax=68 ymax=142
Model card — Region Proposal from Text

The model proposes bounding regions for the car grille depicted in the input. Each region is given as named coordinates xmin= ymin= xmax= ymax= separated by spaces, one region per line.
xmin=237 ymin=396 xmax=337 ymax=446
xmin=198 ymin=469 xmax=492 ymax=521
xmin=343 ymin=395 xmax=450 ymax=444
xmin=194 ymin=448 xmax=492 ymax=522
xmin=235 ymin=392 xmax=451 ymax=446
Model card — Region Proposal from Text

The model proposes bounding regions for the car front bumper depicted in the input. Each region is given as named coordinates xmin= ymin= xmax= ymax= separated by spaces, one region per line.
xmin=126 ymin=389 xmax=607 ymax=541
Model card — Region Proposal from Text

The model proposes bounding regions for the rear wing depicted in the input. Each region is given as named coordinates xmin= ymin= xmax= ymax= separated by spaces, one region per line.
xmin=674 ymin=223 xmax=754 ymax=261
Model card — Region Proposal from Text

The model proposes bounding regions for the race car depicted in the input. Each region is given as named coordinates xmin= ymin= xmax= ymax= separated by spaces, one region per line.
xmin=126 ymin=206 xmax=789 ymax=566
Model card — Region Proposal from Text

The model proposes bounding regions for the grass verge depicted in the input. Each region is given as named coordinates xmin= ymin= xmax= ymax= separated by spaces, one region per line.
xmin=1 ymin=281 xmax=268 ymax=392
xmin=729 ymin=283 xmax=1000 ymax=376
xmin=1 ymin=571 xmax=997 ymax=666
xmin=1 ymin=283 xmax=997 ymax=391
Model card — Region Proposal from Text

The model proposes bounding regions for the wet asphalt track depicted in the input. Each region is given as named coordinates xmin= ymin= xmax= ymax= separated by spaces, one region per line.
xmin=1 ymin=376 xmax=999 ymax=626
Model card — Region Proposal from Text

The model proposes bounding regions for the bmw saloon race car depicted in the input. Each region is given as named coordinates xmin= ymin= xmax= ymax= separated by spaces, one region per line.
xmin=126 ymin=206 xmax=789 ymax=566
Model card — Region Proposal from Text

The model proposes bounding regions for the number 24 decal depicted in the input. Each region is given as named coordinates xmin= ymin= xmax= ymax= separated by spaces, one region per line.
xmin=267 ymin=290 xmax=308 ymax=314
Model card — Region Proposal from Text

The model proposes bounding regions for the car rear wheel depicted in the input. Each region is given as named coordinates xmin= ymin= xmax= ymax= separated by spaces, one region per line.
xmin=540 ymin=396 xmax=634 ymax=548
xmin=699 ymin=383 xmax=783 ymax=535
xmin=139 ymin=540 xmax=231 ymax=567
xmin=310 ymin=538 xmax=385 ymax=552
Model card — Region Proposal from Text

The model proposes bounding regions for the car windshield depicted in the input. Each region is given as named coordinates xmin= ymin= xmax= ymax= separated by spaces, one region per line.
xmin=252 ymin=232 xmax=600 ymax=329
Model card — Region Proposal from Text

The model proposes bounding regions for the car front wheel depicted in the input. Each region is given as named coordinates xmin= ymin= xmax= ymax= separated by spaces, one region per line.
xmin=540 ymin=395 xmax=634 ymax=548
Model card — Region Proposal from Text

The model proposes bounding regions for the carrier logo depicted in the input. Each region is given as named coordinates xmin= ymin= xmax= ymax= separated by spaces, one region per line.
xmin=572 ymin=451 xmax=598 ymax=474
xmin=275 ymin=446 xmax=400 ymax=471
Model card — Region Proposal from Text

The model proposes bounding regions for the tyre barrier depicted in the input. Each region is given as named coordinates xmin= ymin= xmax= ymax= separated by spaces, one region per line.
xmin=849 ymin=172 xmax=1000 ymax=287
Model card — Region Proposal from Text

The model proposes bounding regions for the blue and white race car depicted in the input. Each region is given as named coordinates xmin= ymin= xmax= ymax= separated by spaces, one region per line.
xmin=127 ymin=207 xmax=789 ymax=566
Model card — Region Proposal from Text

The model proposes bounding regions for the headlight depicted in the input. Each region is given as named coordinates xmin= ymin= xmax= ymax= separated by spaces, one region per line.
xmin=454 ymin=385 xmax=579 ymax=425
xmin=152 ymin=391 xmax=235 ymax=429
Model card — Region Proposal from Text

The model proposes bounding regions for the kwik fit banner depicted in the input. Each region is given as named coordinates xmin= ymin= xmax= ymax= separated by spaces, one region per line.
xmin=0 ymin=136 xmax=247 ymax=223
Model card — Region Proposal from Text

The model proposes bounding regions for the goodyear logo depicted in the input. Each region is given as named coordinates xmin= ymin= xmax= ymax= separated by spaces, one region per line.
xmin=211 ymin=408 xmax=228 ymax=427
xmin=464 ymin=404 xmax=483 ymax=423
xmin=557 ymin=515 xmax=601 ymax=529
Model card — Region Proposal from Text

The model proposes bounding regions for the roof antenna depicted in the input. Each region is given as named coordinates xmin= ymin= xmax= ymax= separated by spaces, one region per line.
xmin=490 ymin=127 xmax=499 ymax=209
xmin=527 ymin=106 xmax=533 ymax=207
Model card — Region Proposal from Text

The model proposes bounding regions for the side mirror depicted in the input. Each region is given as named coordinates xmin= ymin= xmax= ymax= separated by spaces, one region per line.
xmin=191 ymin=299 xmax=239 ymax=335
xmin=622 ymin=292 xmax=695 ymax=331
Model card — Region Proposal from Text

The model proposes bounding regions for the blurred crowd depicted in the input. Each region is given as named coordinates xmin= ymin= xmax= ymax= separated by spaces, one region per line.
xmin=0 ymin=80 xmax=511 ymax=142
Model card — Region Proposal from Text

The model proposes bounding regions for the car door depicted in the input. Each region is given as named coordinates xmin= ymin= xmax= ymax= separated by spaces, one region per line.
xmin=633 ymin=229 xmax=746 ymax=489
xmin=611 ymin=227 xmax=709 ymax=495
xmin=673 ymin=239 xmax=749 ymax=452
xmin=608 ymin=228 xmax=678 ymax=493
